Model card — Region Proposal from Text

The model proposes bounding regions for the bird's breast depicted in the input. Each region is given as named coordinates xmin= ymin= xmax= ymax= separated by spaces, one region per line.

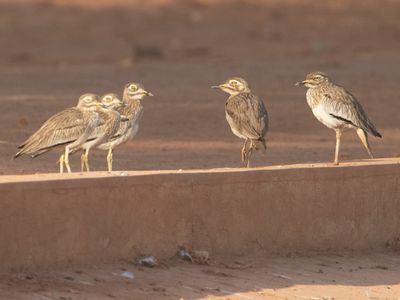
xmin=225 ymin=112 xmax=247 ymax=139
xmin=311 ymin=105 xmax=348 ymax=129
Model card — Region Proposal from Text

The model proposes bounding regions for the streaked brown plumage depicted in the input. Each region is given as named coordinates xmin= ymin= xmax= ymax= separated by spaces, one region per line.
xmin=78 ymin=93 xmax=123 ymax=172
xmin=15 ymin=94 xmax=102 ymax=173
xmin=97 ymin=82 xmax=153 ymax=168
xmin=212 ymin=77 xmax=269 ymax=167
xmin=296 ymin=71 xmax=382 ymax=165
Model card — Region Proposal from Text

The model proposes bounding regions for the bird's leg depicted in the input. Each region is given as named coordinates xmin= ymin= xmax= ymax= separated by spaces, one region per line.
xmin=59 ymin=154 xmax=64 ymax=174
xmin=241 ymin=139 xmax=249 ymax=165
xmin=246 ymin=140 xmax=257 ymax=168
xmin=80 ymin=151 xmax=85 ymax=172
xmin=107 ymin=148 xmax=113 ymax=172
xmin=246 ymin=153 xmax=251 ymax=168
xmin=334 ymin=129 xmax=342 ymax=165
xmin=80 ymin=150 xmax=90 ymax=172
xmin=82 ymin=149 xmax=90 ymax=172
xmin=64 ymin=147 xmax=72 ymax=173
xmin=356 ymin=128 xmax=373 ymax=158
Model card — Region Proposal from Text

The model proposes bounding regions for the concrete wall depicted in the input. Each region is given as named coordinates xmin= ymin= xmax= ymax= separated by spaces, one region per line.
xmin=0 ymin=160 xmax=399 ymax=272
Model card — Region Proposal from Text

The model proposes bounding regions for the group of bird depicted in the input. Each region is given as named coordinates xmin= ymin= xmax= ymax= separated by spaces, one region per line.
xmin=15 ymin=82 xmax=153 ymax=173
xmin=15 ymin=72 xmax=382 ymax=173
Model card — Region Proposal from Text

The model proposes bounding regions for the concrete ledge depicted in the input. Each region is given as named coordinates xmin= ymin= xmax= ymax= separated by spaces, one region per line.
xmin=0 ymin=159 xmax=399 ymax=272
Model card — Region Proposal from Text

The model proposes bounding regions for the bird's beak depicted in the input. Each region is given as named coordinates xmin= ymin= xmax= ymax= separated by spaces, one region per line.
xmin=295 ymin=80 xmax=307 ymax=86
xmin=211 ymin=83 xmax=227 ymax=90
xmin=144 ymin=91 xmax=154 ymax=97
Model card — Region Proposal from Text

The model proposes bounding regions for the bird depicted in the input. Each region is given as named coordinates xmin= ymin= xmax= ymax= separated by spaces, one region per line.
xmin=78 ymin=93 xmax=123 ymax=172
xmin=97 ymin=82 xmax=153 ymax=169
xmin=295 ymin=71 xmax=382 ymax=165
xmin=212 ymin=77 xmax=269 ymax=167
xmin=15 ymin=93 xmax=102 ymax=173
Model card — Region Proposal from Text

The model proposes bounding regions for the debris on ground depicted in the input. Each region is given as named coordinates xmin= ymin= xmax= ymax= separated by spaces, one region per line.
xmin=118 ymin=271 xmax=135 ymax=279
xmin=221 ymin=261 xmax=253 ymax=270
xmin=191 ymin=250 xmax=210 ymax=265
xmin=177 ymin=246 xmax=209 ymax=264
xmin=177 ymin=247 xmax=194 ymax=262
xmin=271 ymin=273 xmax=292 ymax=280
xmin=137 ymin=255 xmax=158 ymax=268
xmin=201 ymin=268 xmax=232 ymax=277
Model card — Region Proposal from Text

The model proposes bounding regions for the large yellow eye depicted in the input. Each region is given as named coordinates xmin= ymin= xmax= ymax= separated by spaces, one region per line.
xmin=230 ymin=80 xmax=238 ymax=86
xmin=129 ymin=85 xmax=138 ymax=92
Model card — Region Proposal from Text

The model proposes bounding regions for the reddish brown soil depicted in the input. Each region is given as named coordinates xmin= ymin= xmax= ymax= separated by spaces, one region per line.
xmin=0 ymin=0 xmax=399 ymax=174
xmin=1 ymin=1 xmax=400 ymax=298
xmin=2 ymin=252 xmax=400 ymax=300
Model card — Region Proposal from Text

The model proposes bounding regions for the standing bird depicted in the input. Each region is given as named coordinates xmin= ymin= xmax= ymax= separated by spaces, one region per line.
xmin=212 ymin=77 xmax=269 ymax=167
xmin=78 ymin=93 xmax=123 ymax=172
xmin=15 ymin=94 xmax=102 ymax=173
xmin=296 ymin=72 xmax=382 ymax=165
xmin=97 ymin=82 xmax=153 ymax=169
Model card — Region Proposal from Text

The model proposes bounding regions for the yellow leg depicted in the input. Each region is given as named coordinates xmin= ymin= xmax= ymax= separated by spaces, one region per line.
xmin=80 ymin=152 xmax=90 ymax=172
xmin=334 ymin=129 xmax=341 ymax=165
xmin=59 ymin=154 xmax=64 ymax=174
xmin=80 ymin=152 xmax=85 ymax=172
xmin=246 ymin=140 xmax=257 ymax=168
xmin=241 ymin=139 xmax=247 ymax=165
xmin=83 ymin=149 xmax=90 ymax=172
xmin=107 ymin=148 xmax=113 ymax=172
xmin=241 ymin=139 xmax=251 ymax=167
xmin=64 ymin=147 xmax=72 ymax=173
xmin=356 ymin=128 xmax=373 ymax=158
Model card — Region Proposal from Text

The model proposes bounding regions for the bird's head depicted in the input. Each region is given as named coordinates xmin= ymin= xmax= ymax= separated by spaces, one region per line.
xmin=77 ymin=93 xmax=102 ymax=110
xmin=101 ymin=93 xmax=123 ymax=109
xmin=123 ymin=82 xmax=154 ymax=100
xmin=295 ymin=72 xmax=330 ymax=88
xmin=212 ymin=77 xmax=250 ymax=96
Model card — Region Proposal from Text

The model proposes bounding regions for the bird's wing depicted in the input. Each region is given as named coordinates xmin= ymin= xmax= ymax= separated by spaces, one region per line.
xmin=225 ymin=93 xmax=269 ymax=140
xmin=15 ymin=108 xmax=90 ymax=157
xmin=114 ymin=101 xmax=143 ymax=137
xmin=321 ymin=86 xmax=381 ymax=137
xmin=251 ymin=94 xmax=269 ymax=138
xmin=87 ymin=110 xmax=109 ymax=139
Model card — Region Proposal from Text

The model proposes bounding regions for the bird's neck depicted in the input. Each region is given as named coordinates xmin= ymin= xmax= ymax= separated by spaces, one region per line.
xmin=229 ymin=90 xmax=251 ymax=98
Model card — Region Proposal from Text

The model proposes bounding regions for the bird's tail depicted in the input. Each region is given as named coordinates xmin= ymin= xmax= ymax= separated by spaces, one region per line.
xmin=14 ymin=150 xmax=23 ymax=159
xmin=14 ymin=147 xmax=33 ymax=159
xmin=368 ymin=125 xmax=382 ymax=138
xmin=259 ymin=138 xmax=267 ymax=154
xmin=362 ymin=118 xmax=382 ymax=138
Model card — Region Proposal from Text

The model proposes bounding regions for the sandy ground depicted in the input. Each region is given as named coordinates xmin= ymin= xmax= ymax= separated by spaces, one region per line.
xmin=1 ymin=252 xmax=400 ymax=300
xmin=1 ymin=1 xmax=400 ymax=299
xmin=0 ymin=0 xmax=399 ymax=174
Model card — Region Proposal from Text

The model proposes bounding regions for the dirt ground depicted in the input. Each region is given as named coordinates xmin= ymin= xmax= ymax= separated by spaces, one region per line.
xmin=1 ymin=1 xmax=400 ymax=299
xmin=0 ymin=0 xmax=399 ymax=174
xmin=1 ymin=252 xmax=400 ymax=300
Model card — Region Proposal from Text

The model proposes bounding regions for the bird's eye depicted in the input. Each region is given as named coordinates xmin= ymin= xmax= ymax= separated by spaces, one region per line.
xmin=129 ymin=85 xmax=138 ymax=91
xmin=230 ymin=81 xmax=238 ymax=86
